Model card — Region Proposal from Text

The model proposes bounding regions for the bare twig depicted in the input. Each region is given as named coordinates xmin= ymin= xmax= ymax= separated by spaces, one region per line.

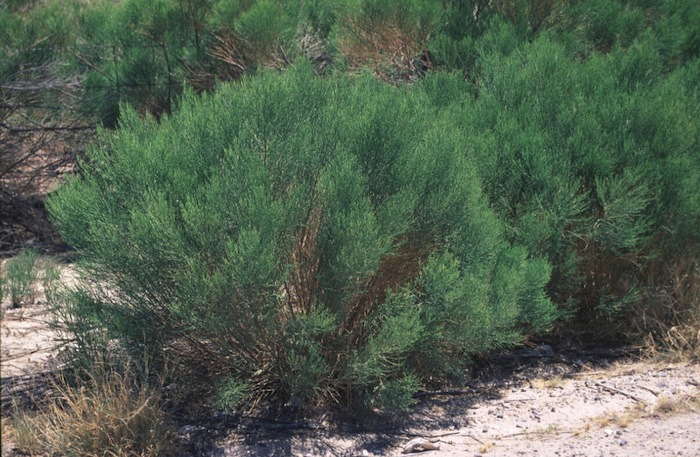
xmin=464 ymin=433 xmax=484 ymax=444
xmin=594 ymin=382 xmax=646 ymax=403
xmin=636 ymin=384 xmax=660 ymax=397
xmin=413 ymin=388 xmax=474 ymax=398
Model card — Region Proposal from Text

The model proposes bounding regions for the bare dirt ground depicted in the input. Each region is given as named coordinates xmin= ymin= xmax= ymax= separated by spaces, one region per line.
xmin=1 ymin=300 xmax=60 ymax=380
xmin=182 ymin=358 xmax=699 ymax=457
xmin=1 ymin=267 xmax=698 ymax=457
xmin=0 ymin=259 xmax=75 ymax=379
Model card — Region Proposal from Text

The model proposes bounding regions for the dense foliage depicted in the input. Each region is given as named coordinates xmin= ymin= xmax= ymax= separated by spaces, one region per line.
xmin=5 ymin=0 xmax=699 ymax=122
xmin=424 ymin=32 xmax=700 ymax=337
xmin=3 ymin=0 xmax=697 ymax=409
xmin=48 ymin=63 xmax=556 ymax=409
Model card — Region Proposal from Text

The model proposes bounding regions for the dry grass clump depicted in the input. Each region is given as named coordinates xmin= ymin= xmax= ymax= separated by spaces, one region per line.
xmin=652 ymin=392 xmax=700 ymax=415
xmin=643 ymin=324 xmax=700 ymax=362
xmin=638 ymin=258 xmax=700 ymax=362
xmin=586 ymin=401 xmax=646 ymax=432
xmin=336 ymin=16 xmax=430 ymax=84
xmin=531 ymin=376 xmax=564 ymax=390
xmin=478 ymin=440 xmax=495 ymax=453
xmin=4 ymin=361 xmax=178 ymax=457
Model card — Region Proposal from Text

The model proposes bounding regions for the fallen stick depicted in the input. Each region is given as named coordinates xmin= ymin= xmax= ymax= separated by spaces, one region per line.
xmin=428 ymin=431 xmax=459 ymax=438
xmin=464 ymin=433 xmax=484 ymax=444
xmin=2 ymin=347 xmax=44 ymax=361
xmin=413 ymin=388 xmax=473 ymax=398
xmin=635 ymin=384 xmax=660 ymax=396
xmin=402 ymin=431 xmax=459 ymax=439
xmin=594 ymin=382 xmax=645 ymax=403
xmin=499 ymin=430 xmax=576 ymax=439
xmin=502 ymin=397 xmax=535 ymax=403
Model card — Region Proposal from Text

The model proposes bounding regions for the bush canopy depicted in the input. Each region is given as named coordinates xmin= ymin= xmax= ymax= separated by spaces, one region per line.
xmin=48 ymin=62 xmax=557 ymax=409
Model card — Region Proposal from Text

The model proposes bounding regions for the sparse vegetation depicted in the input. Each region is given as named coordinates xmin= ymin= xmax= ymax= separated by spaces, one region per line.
xmin=588 ymin=404 xmax=643 ymax=431
xmin=653 ymin=392 xmax=700 ymax=415
xmin=5 ymin=249 xmax=39 ymax=307
xmin=531 ymin=376 xmax=564 ymax=390
xmin=41 ymin=258 xmax=62 ymax=308
xmin=639 ymin=259 xmax=700 ymax=362
xmin=4 ymin=358 xmax=178 ymax=457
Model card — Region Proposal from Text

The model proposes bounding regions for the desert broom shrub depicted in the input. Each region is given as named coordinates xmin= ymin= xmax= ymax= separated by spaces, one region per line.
xmin=425 ymin=35 xmax=700 ymax=340
xmin=77 ymin=0 xmax=219 ymax=125
xmin=49 ymin=61 xmax=557 ymax=411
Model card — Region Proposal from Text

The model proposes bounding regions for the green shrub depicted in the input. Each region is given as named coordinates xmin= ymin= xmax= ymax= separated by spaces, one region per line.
xmin=215 ymin=378 xmax=249 ymax=410
xmin=233 ymin=0 xmax=298 ymax=63
xmin=42 ymin=259 xmax=63 ymax=308
xmin=76 ymin=0 xmax=189 ymax=125
xmin=49 ymin=61 xmax=556 ymax=410
xmin=6 ymin=249 xmax=39 ymax=308
xmin=425 ymin=35 xmax=700 ymax=338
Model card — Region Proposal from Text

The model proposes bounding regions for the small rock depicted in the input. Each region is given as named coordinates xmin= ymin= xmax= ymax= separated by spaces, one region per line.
xmin=604 ymin=429 xmax=614 ymax=436
xmin=516 ymin=421 xmax=527 ymax=429
xmin=619 ymin=439 xmax=628 ymax=446
xmin=178 ymin=425 xmax=200 ymax=435
xmin=496 ymin=413 xmax=504 ymax=419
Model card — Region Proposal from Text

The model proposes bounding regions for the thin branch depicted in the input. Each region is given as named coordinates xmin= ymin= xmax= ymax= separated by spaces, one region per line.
xmin=594 ymin=382 xmax=646 ymax=403
xmin=3 ymin=125 xmax=94 ymax=133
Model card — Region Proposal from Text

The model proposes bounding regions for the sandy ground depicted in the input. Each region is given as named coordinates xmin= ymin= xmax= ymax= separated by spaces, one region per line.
xmin=1 ymin=263 xmax=698 ymax=457
xmin=1 ymin=303 xmax=60 ymax=379
xmin=187 ymin=360 xmax=699 ymax=457
xmin=0 ymin=259 xmax=75 ymax=379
